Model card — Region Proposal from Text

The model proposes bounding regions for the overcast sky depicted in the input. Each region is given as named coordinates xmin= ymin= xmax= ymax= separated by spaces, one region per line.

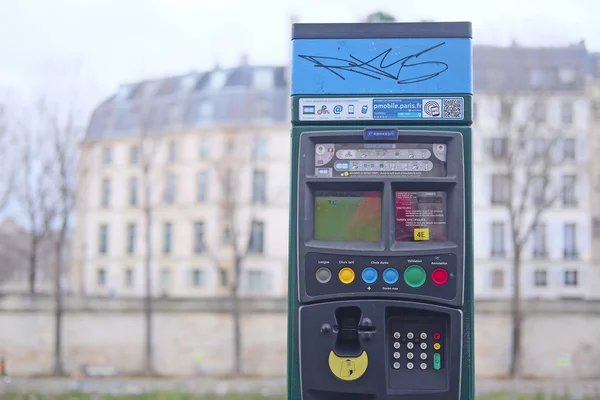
xmin=0 ymin=0 xmax=598 ymax=105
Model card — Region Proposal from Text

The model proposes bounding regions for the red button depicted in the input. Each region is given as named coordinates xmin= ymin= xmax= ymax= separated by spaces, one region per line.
xmin=434 ymin=333 xmax=441 ymax=340
xmin=432 ymin=268 xmax=448 ymax=285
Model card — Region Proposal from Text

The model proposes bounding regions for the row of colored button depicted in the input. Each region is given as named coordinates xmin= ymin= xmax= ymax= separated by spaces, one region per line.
xmin=315 ymin=266 xmax=448 ymax=287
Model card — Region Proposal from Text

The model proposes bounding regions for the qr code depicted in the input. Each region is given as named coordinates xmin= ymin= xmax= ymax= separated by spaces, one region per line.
xmin=443 ymin=99 xmax=463 ymax=118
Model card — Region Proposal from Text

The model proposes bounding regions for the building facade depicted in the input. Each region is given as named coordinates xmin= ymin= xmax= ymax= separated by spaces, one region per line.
xmin=71 ymin=61 xmax=290 ymax=298
xmin=472 ymin=43 xmax=596 ymax=299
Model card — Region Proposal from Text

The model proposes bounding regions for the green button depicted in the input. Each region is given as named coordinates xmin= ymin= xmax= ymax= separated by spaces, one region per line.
xmin=434 ymin=353 xmax=441 ymax=370
xmin=404 ymin=265 xmax=426 ymax=288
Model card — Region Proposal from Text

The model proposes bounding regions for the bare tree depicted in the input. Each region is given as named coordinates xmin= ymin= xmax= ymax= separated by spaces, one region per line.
xmin=490 ymin=92 xmax=568 ymax=378
xmin=14 ymin=122 xmax=55 ymax=294
xmin=199 ymin=130 xmax=270 ymax=375
xmin=0 ymin=97 xmax=16 ymax=213
xmin=32 ymin=95 xmax=81 ymax=376
xmin=131 ymin=96 xmax=162 ymax=375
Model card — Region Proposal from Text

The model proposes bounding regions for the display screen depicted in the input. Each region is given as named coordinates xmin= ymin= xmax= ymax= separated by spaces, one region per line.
xmin=395 ymin=191 xmax=447 ymax=242
xmin=314 ymin=190 xmax=382 ymax=241
xmin=314 ymin=142 xmax=447 ymax=178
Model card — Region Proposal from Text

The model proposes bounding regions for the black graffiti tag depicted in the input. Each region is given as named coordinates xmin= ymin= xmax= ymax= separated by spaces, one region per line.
xmin=298 ymin=42 xmax=448 ymax=85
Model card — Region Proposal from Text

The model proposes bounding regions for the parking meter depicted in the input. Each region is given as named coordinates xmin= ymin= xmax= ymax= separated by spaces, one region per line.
xmin=286 ymin=22 xmax=474 ymax=400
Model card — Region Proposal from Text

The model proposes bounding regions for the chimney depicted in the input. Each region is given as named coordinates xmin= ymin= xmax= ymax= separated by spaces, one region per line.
xmin=240 ymin=53 xmax=249 ymax=66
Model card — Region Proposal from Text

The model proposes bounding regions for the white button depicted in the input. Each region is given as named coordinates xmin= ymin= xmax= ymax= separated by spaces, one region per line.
xmin=394 ymin=342 xmax=401 ymax=349
xmin=407 ymin=362 xmax=414 ymax=370
xmin=393 ymin=362 xmax=400 ymax=369
xmin=420 ymin=333 xmax=427 ymax=340
xmin=420 ymin=353 xmax=427 ymax=360
xmin=421 ymin=343 xmax=427 ymax=350
xmin=393 ymin=352 xmax=400 ymax=359
xmin=407 ymin=332 xmax=414 ymax=339
xmin=406 ymin=352 xmax=414 ymax=360
xmin=420 ymin=363 xmax=427 ymax=370
xmin=393 ymin=332 xmax=401 ymax=339
xmin=407 ymin=342 xmax=414 ymax=349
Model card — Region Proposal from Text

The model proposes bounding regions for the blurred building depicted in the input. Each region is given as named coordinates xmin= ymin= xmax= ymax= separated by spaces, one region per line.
xmin=588 ymin=52 xmax=600 ymax=271
xmin=70 ymin=59 xmax=290 ymax=298
xmin=472 ymin=43 xmax=596 ymax=299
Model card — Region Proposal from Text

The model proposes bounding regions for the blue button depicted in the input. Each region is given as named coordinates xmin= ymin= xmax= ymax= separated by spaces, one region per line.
xmin=383 ymin=268 xmax=399 ymax=284
xmin=362 ymin=267 xmax=378 ymax=284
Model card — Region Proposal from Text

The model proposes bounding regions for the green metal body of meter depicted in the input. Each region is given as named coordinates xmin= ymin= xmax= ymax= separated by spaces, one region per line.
xmin=286 ymin=22 xmax=474 ymax=400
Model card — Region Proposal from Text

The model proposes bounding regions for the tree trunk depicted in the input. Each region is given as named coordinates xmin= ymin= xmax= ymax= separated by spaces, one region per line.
xmin=144 ymin=203 xmax=154 ymax=375
xmin=28 ymin=237 xmax=37 ymax=294
xmin=231 ymin=256 xmax=243 ymax=375
xmin=509 ymin=249 xmax=523 ymax=379
xmin=232 ymin=287 xmax=242 ymax=375
xmin=53 ymin=241 xmax=64 ymax=376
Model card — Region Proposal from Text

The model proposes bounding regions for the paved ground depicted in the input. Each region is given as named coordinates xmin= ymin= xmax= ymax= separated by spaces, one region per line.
xmin=2 ymin=377 xmax=600 ymax=398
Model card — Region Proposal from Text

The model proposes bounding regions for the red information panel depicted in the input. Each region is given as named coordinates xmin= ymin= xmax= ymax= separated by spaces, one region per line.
xmin=395 ymin=191 xmax=447 ymax=242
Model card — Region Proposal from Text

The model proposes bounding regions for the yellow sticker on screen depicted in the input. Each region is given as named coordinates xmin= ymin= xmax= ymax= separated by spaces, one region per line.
xmin=414 ymin=228 xmax=430 ymax=241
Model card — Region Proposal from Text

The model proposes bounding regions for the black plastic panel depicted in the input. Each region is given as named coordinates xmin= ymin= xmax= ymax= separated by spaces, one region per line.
xmin=292 ymin=22 xmax=473 ymax=40
xmin=299 ymin=299 xmax=462 ymax=400
xmin=303 ymin=252 xmax=458 ymax=304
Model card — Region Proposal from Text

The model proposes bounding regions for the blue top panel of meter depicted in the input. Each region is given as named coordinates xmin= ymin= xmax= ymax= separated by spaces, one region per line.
xmin=291 ymin=22 xmax=473 ymax=96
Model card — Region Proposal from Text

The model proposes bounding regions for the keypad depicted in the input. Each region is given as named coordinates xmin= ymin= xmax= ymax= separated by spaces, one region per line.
xmin=389 ymin=327 xmax=443 ymax=371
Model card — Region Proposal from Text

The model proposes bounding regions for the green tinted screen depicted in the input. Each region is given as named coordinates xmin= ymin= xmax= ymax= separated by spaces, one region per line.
xmin=314 ymin=190 xmax=382 ymax=241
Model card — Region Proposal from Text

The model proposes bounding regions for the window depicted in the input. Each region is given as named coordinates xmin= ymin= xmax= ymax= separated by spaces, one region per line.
xmin=532 ymin=138 xmax=548 ymax=157
xmin=532 ymin=223 xmax=546 ymax=258
xmin=194 ymin=222 xmax=205 ymax=254
xmin=491 ymin=222 xmax=504 ymax=257
xmin=102 ymin=147 xmax=112 ymax=164
xmin=500 ymin=99 xmax=513 ymax=121
xmin=198 ymin=102 xmax=214 ymax=120
xmin=130 ymin=145 xmax=139 ymax=164
xmin=164 ymin=173 xmax=176 ymax=203
xmin=562 ymin=175 xmax=577 ymax=206
xmin=253 ymin=69 xmax=274 ymax=90
xmin=160 ymin=268 xmax=171 ymax=292
xmin=561 ymin=102 xmax=573 ymax=125
xmin=223 ymin=226 xmax=231 ymax=245
xmin=563 ymin=138 xmax=575 ymax=160
xmin=245 ymin=269 xmax=272 ymax=294
xmin=531 ymin=176 xmax=545 ymax=205
xmin=564 ymin=269 xmax=578 ymax=286
xmin=532 ymin=100 xmax=546 ymax=122
xmin=564 ymin=223 xmax=577 ymax=259
xmin=196 ymin=172 xmax=208 ymax=202
xmin=252 ymin=170 xmax=266 ymax=203
xmin=125 ymin=268 xmax=134 ymax=288
xmin=491 ymin=174 xmax=509 ymax=204
xmin=491 ymin=269 xmax=504 ymax=289
xmin=97 ymin=268 xmax=107 ymax=287
xmin=534 ymin=269 xmax=547 ymax=287
xmin=101 ymin=178 xmax=111 ymax=207
xmin=199 ymin=137 xmax=210 ymax=159
xmin=163 ymin=222 xmax=172 ymax=254
xmin=168 ymin=140 xmax=177 ymax=163
xmin=219 ymin=269 xmax=228 ymax=287
xmin=99 ymin=224 xmax=108 ymax=254
xmin=559 ymin=68 xmax=576 ymax=84
xmin=223 ymin=168 xmax=232 ymax=198
xmin=490 ymin=138 xmax=507 ymax=159
xmin=127 ymin=223 xmax=136 ymax=255
xmin=249 ymin=221 xmax=264 ymax=253
xmin=129 ymin=177 xmax=138 ymax=206
xmin=252 ymin=137 xmax=268 ymax=159
xmin=192 ymin=269 xmax=205 ymax=288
